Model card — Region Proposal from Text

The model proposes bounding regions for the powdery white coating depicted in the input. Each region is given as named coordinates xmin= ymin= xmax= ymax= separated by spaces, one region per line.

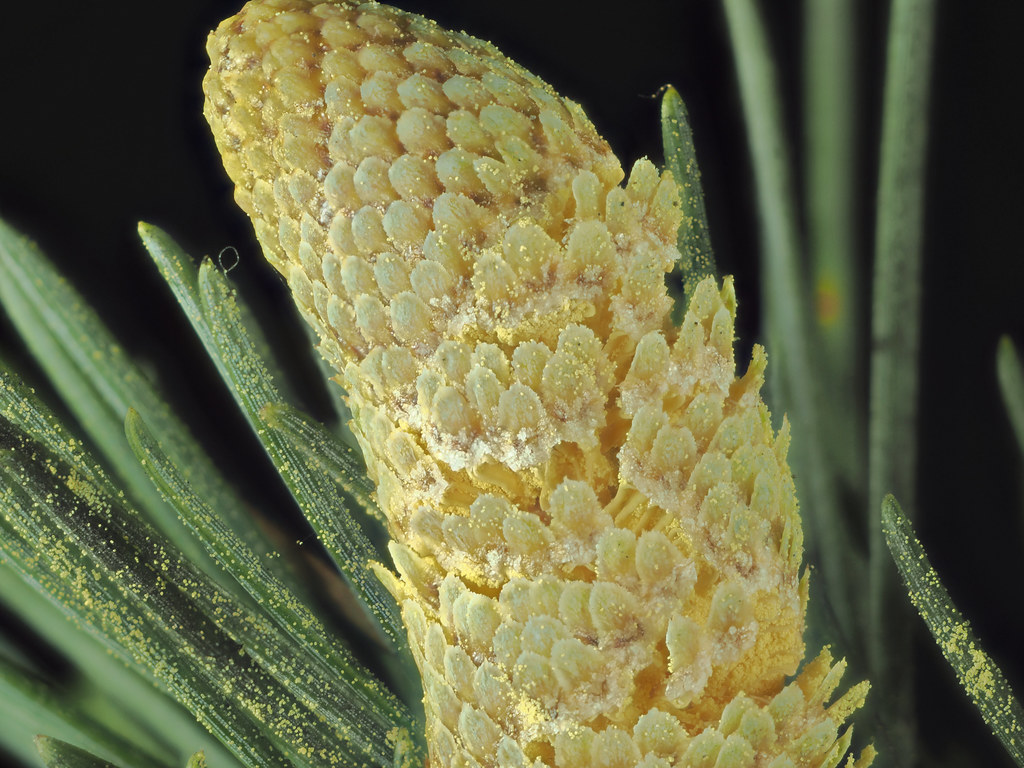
xmin=204 ymin=2 xmax=873 ymax=766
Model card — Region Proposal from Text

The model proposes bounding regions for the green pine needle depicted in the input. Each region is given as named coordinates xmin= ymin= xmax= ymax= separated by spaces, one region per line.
xmin=35 ymin=736 xmax=121 ymax=768
xmin=138 ymin=224 xmax=408 ymax=653
xmin=721 ymin=0 xmax=859 ymax=659
xmin=125 ymin=407 xmax=414 ymax=754
xmin=882 ymin=495 xmax=1024 ymax=767
xmin=0 ymin=220 xmax=290 ymax=596
xmin=659 ymin=85 xmax=716 ymax=309
xmin=1 ymin=218 xmax=426 ymax=767
xmin=260 ymin=401 xmax=383 ymax=525
xmin=997 ymin=336 xmax=1024 ymax=457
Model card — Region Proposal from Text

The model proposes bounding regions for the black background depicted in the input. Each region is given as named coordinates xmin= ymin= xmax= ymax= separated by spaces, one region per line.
xmin=1 ymin=1 xmax=1023 ymax=765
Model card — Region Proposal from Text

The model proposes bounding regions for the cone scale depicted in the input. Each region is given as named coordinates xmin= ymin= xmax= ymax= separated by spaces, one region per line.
xmin=203 ymin=2 xmax=872 ymax=765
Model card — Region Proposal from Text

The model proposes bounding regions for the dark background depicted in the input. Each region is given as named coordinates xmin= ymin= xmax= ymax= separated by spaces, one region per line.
xmin=1 ymin=1 xmax=1022 ymax=765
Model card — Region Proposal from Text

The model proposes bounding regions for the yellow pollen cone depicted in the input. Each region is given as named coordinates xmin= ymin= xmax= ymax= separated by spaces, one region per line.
xmin=204 ymin=2 xmax=872 ymax=765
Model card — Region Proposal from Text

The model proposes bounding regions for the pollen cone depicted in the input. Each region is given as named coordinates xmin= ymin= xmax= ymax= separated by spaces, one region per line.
xmin=204 ymin=2 xmax=872 ymax=765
